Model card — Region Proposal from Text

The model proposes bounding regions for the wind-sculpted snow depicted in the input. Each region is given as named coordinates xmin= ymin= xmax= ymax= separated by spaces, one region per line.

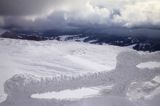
xmin=1 ymin=51 xmax=160 ymax=106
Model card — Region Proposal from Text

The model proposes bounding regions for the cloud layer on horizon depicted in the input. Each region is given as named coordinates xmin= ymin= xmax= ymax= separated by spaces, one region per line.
xmin=0 ymin=0 xmax=160 ymax=31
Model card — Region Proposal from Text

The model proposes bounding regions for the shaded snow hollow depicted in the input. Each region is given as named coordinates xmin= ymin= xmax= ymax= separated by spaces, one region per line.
xmin=0 ymin=38 xmax=160 ymax=106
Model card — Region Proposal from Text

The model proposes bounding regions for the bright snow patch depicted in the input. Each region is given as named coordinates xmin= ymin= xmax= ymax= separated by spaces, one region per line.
xmin=137 ymin=61 xmax=160 ymax=69
xmin=31 ymin=87 xmax=100 ymax=100
xmin=65 ymin=55 xmax=110 ymax=72
xmin=152 ymin=76 xmax=160 ymax=83
xmin=0 ymin=94 xmax=7 ymax=103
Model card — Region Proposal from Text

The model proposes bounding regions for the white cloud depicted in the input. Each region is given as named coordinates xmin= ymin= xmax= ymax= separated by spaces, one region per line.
xmin=113 ymin=0 xmax=160 ymax=28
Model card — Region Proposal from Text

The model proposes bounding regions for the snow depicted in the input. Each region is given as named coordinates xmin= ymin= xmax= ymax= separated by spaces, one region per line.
xmin=0 ymin=38 xmax=128 ymax=103
xmin=1 ymin=38 xmax=160 ymax=106
xmin=31 ymin=85 xmax=113 ymax=100
xmin=137 ymin=61 xmax=160 ymax=69
xmin=127 ymin=75 xmax=160 ymax=101
xmin=31 ymin=87 xmax=100 ymax=100
xmin=153 ymin=76 xmax=160 ymax=83
xmin=65 ymin=55 xmax=110 ymax=72
xmin=58 ymin=35 xmax=88 ymax=42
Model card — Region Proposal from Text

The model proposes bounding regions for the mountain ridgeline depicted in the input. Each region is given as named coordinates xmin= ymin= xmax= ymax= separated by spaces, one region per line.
xmin=0 ymin=31 xmax=160 ymax=52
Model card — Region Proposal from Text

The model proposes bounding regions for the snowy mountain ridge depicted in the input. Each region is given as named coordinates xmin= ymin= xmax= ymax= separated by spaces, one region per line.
xmin=1 ymin=31 xmax=160 ymax=52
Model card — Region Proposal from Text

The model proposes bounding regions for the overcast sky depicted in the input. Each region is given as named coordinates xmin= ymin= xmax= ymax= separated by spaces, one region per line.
xmin=0 ymin=0 xmax=160 ymax=31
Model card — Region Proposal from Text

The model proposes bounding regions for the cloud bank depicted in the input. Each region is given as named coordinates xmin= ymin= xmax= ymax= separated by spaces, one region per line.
xmin=0 ymin=0 xmax=160 ymax=31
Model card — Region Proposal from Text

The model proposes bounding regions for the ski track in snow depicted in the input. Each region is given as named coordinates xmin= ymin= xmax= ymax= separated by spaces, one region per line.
xmin=0 ymin=38 xmax=160 ymax=106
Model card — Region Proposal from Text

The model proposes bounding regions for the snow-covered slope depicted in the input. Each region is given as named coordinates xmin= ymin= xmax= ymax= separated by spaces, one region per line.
xmin=0 ymin=38 xmax=129 ymax=103
xmin=0 ymin=38 xmax=160 ymax=106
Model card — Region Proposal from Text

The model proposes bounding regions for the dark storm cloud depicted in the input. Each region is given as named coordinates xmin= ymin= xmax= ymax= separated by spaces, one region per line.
xmin=0 ymin=0 xmax=160 ymax=32
xmin=0 ymin=0 xmax=61 ymax=15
